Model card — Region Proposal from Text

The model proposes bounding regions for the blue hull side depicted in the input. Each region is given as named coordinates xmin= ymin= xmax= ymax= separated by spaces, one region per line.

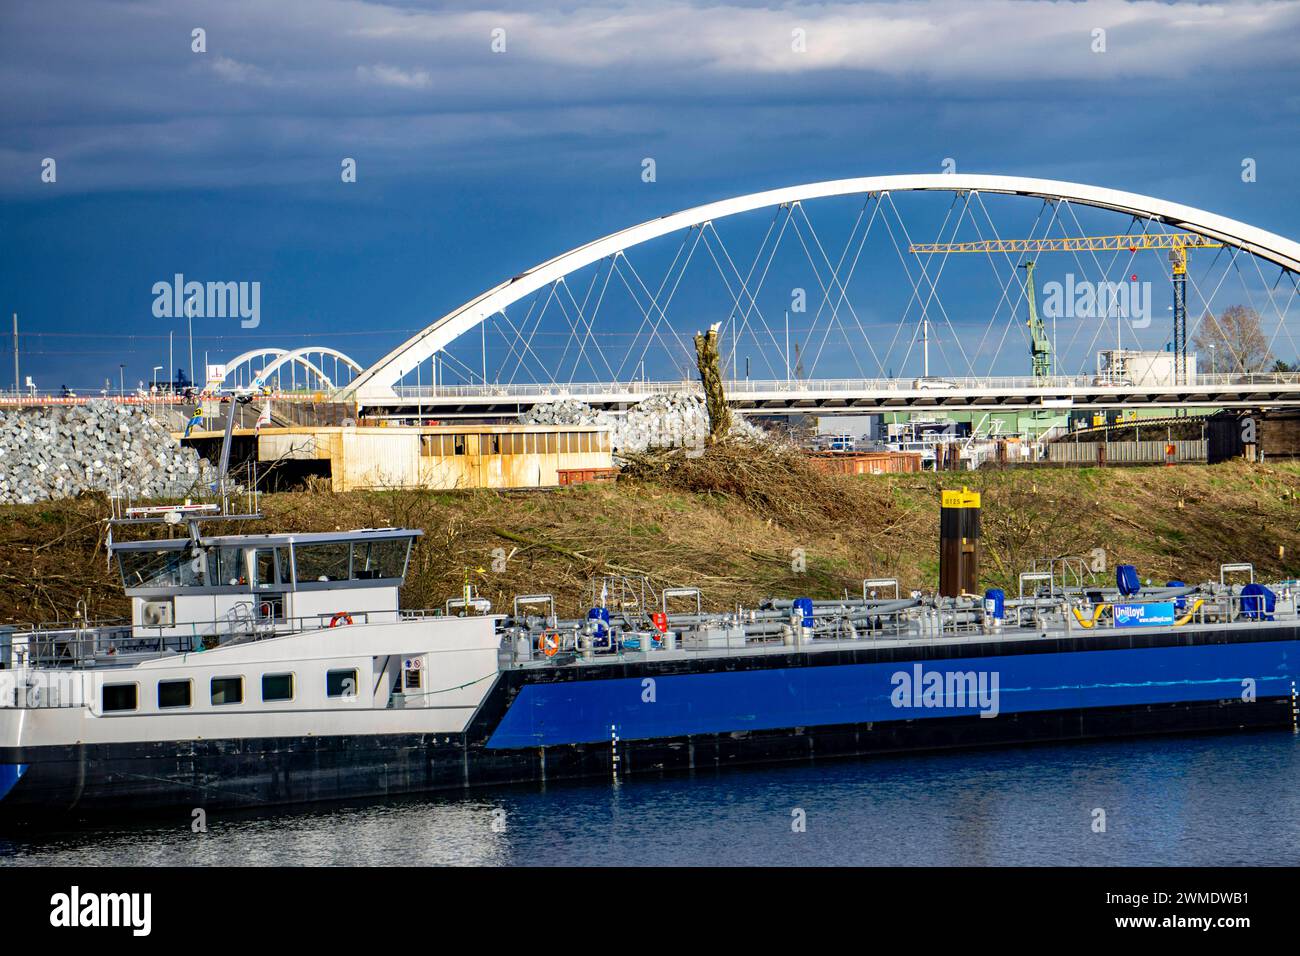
xmin=0 ymin=763 xmax=27 ymax=802
xmin=487 ymin=640 xmax=1296 ymax=748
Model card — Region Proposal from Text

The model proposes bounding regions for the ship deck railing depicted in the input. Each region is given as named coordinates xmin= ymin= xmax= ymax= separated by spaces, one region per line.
xmin=0 ymin=606 xmax=467 ymax=673
xmin=502 ymin=589 xmax=1300 ymax=669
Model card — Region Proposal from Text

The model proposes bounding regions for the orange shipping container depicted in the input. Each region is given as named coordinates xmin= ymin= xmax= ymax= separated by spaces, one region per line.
xmin=806 ymin=451 xmax=924 ymax=475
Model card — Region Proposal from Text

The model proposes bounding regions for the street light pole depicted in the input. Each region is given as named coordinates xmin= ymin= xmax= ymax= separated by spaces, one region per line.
xmin=119 ymin=364 xmax=125 ymax=397
xmin=784 ymin=311 xmax=790 ymax=384
xmin=185 ymin=297 xmax=195 ymax=390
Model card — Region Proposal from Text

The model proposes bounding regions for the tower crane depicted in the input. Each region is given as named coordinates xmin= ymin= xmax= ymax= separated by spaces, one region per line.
xmin=910 ymin=233 xmax=1224 ymax=384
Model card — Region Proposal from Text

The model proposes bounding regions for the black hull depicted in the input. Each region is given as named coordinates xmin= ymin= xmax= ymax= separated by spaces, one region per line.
xmin=0 ymin=695 xmax=1290 ymax=820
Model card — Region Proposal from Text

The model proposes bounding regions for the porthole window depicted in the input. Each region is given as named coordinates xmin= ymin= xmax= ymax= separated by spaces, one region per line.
xmin=158 ymin=679 xmax=192 ymax=709
xmin=261 ymin=673 xmax=295 ymax=702
xmin=211 ymin=676 xmax=244 ymax=706
xmin=102 ymin=683 xmax=138 ymax=713
xmin=326 ymin=668 xmax=359 ymax=699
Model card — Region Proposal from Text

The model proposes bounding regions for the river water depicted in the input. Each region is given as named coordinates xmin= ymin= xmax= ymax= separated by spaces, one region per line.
xmin=2 ymin=731 xmax=1297 ymax=866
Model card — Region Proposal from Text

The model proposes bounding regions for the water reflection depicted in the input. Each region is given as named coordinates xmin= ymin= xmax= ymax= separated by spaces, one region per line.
xmin=2 ymin=732 xmax=1297 ymax=866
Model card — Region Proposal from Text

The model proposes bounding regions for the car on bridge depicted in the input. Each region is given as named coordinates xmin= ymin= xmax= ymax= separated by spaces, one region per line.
xmin=912 ymin=377 xmax=958 ymax=390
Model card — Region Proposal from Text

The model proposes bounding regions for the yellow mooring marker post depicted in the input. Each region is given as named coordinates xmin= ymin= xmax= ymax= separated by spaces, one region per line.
xmin=939 ymin=487 xmax=981 ymax=598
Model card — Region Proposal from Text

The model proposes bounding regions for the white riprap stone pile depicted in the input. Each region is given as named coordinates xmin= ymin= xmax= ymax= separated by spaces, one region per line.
xmin=520 ymin=398 xmax=603 ymax=428
xmin=0 ymin=401 xmax=219 ymax=504
xmin=520 ymin=392 xmax=766 ymax=455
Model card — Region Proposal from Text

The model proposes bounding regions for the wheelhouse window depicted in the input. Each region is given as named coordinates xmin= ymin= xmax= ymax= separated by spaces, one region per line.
xmin=102 ymin=683 xmax=138 ymax=712
xmin=326 ymin=668 xmax=359 ymax=699
xmin=209 ymin=546 xmax=247 ymax=587
xmin=352 ymin=540 xmax=408 ymax=580
xmin=295 ymin=542 xmax=351 ymax=582
xmin=252 ymin=548 xmax=289 ymax=589
xmin=158 ymin=679 xmax=192 ymax=709
xmin=261 ymin=673 xmax=295 ymax=702
xmin=295 ymin=539 xmax=411 ymax=583
xmin=117 ymin=548 xmax=203 ymax=589
xmin=211 ymin=676 xmax=244 ymax=706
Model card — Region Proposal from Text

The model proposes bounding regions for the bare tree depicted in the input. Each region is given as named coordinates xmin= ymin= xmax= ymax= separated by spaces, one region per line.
xmin=1194 ymin=305 xmax=1273 ymax=373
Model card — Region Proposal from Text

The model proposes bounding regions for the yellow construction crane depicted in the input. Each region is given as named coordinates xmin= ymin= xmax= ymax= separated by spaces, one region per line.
xmin=910 ymin=233 xmax=1224 ymax=383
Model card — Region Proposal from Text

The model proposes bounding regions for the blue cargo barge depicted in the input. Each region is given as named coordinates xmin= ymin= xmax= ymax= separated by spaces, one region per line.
xmin=0 ymin=509 xmax=1295 ymax=817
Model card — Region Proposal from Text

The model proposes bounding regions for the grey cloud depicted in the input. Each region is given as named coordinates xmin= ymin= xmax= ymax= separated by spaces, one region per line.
xmin=1 ymin=0 xmax=1298 ymax=193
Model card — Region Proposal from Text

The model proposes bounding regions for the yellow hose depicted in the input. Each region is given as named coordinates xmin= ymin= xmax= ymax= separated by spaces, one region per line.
xmin=1072 ymin=603 xmax=1108 ymax=629
xmin=1174 ymin=599 xmax=1204 ymax=626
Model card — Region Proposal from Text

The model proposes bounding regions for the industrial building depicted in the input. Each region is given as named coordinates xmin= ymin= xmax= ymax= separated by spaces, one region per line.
xmin=181 ymin=423 xmax=614 ymax=491
xmin=1096 ymin=349 xmax=1197 ymax=386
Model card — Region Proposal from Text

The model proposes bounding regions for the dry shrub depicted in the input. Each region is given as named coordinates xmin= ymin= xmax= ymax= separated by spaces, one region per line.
xmin=0 ymin=495 xmax=118 ymax=623
xmin=978 ymin=473 xmax=1083 ymax=584
xmin=620 ymin=438 xmax=894 ymax=531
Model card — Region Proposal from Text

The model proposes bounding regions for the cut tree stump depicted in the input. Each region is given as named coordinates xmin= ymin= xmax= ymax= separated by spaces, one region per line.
xmin=693 ymin=322 xmax=731 ymax=444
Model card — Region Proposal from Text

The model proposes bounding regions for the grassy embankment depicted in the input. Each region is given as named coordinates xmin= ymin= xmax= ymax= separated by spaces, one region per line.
xmin=3 ymin=443 xmax=1300 ymax=625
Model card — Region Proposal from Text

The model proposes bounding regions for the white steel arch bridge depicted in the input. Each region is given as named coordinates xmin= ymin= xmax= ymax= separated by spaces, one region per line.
xmin=230 ymin=174 xmax=1300 ymax=416
xmin=213 ymin=347 xmax=363 ymax=393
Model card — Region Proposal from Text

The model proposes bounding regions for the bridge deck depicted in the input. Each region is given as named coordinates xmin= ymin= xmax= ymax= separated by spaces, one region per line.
xmin=358 ymin=374 xmax=1300 ymax=417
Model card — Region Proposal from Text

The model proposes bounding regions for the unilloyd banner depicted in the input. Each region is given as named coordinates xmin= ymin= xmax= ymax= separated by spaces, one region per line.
xmin=1113 ymin=602 xmax=1177 ymax=627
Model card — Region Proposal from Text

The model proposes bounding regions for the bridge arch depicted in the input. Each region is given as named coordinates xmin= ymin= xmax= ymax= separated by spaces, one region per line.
xmin=215 ymin=347 xmax=360 ymax=392
xmin=215 ymin=348 xmax=289 ymax=390
xmin=248 ymin=347 xmax=362 ymax=390
xmin=347 ymin=173 xmax=1300 ymax=403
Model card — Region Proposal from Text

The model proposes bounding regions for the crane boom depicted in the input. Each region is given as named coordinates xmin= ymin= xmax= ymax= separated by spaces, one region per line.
xmin=908 ymin=233 xmax=1224 ymax=255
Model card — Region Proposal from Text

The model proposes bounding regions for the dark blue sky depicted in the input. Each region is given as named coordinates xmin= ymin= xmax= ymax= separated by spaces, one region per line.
xmin=3 ymin=0 xmax=1299 ymax=389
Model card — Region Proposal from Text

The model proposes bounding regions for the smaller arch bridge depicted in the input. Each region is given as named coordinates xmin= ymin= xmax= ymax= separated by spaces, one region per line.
xmin=211 ymin=347 xmax=362 ymax=393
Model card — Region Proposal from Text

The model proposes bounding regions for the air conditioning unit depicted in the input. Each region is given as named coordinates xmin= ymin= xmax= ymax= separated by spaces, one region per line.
xmin=141 ymin=600 xmax=174 ymax=627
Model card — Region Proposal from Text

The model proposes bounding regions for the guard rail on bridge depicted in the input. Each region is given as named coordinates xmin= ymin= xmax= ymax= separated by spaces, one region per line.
xmin=369 ymin=372 xmax=1300 ymax=417
xmin=16 ymin=373 xmax=1300 ymax=418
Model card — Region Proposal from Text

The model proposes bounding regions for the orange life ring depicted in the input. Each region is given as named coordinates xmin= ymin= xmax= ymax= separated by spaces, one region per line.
xmin=330 ymin=612 xmax=354 ymax=628
xmin=539 ymin=631 xmax=561 ymax=657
